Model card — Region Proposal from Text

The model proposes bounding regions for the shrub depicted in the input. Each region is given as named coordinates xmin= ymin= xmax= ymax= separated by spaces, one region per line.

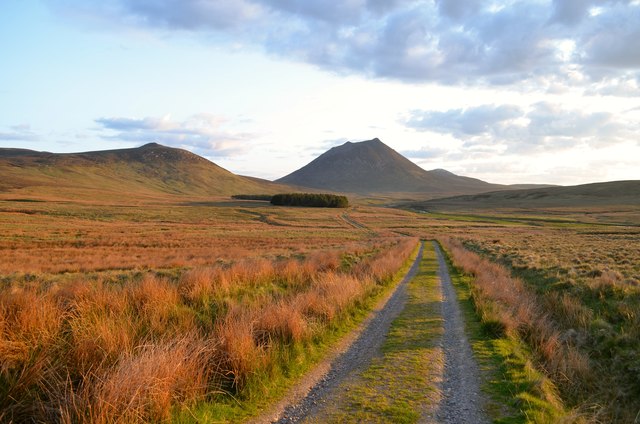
xmin=270 ymin=193 xmax=349 ymax=208
xmin=231 ymin=194 xmax=273 ymax=201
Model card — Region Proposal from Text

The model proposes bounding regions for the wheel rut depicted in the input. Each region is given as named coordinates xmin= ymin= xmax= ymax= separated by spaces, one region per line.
xmin=266 ymin=242 xmax=423 ymax=423
xmin=434 ymin=242 xmax=489 ymax=424
xmin=261 ymin=241 xmax=489 ymax=423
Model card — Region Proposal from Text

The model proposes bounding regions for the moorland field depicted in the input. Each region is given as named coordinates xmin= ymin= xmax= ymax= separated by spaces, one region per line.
xmin=1 ymin=142 xmax=639 ymax=423
xmin=1 ymin=193 xmax=639 ymax=423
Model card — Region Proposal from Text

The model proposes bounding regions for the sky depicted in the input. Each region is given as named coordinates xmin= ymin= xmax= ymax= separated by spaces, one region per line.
xmin=1 ymin=0 xmax=639 ymax=185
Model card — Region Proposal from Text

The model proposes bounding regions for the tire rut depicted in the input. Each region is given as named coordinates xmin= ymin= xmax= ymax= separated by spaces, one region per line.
xmin=433 ymin=242 xmax=489 ymax=424
xmin=270 ymin=242 xmax=424 ymax=423
xmin=262 ymin=241 xmax=489 ymax=423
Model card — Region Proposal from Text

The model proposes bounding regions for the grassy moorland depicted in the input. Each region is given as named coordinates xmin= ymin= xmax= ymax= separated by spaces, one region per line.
xmin=0 ymin=196 xmax=419 ymax=422
xmin=2 ymin=191 xmax=639 ymax=423
xmin=338 ymin=203 xmax=640 ymax=422
xmin=418 ymin=209 xmax=639 ymax=422
xmin=445 ymin=224 xmax=640 ymax=423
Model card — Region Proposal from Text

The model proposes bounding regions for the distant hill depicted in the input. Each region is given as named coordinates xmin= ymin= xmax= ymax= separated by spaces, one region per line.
xmin=408 ymin=180 xmax=640 ymax=210
xmin=0 ymin=143 xmax=289 ymax=200
xmin=276 ymin=138 xmax=547 ymax=196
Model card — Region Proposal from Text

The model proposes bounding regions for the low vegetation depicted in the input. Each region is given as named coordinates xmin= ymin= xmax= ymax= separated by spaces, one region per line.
xmin=440 ymin=239 xmax=574 ymax=423
xmin=2 ymin=192 xmax=639 ymax=422
xmin=0 ymin=201 xmax=370 ymax=274
xmin=0 ymin=206 xmax=417 ymax=422
xmin=231 ymin=194 xmax=273 ymax=201
xmin=430 ymin=214 xmax=640 ymax=422
xmin=271 ymin=193 xmax=349 ymax=208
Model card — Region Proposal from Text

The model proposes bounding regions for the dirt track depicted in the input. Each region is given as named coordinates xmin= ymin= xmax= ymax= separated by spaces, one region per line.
xmin=260 ymin=241 xmax=488 ymax=423
xmin=434 ymin=243 xmax=488 ymax=423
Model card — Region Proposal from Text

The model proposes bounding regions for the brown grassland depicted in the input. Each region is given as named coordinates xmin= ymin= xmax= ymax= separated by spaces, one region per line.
xmin=1 ymin=195 xmax=639 ymax=422
xmin=0 ymin=196 xmax=418 ymax=422
xmin=315 ymin=205 xmax=640 ymax=422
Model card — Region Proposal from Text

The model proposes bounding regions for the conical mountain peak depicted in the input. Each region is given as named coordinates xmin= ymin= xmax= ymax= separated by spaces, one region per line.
xmin=277 ymin=138 xmax=500 ymax=195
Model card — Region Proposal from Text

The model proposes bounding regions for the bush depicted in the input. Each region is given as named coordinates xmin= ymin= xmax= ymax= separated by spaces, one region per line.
xmin=270 ymin=193 xmax=348 ymax=208
xmin=231 ymin=194 xmax=273 ymax=201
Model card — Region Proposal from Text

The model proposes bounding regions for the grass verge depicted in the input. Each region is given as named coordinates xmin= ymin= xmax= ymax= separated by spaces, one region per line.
xmin=438 ymin=241 xmax=575 ymax=424
xmin=305 ymin=241 xmax=443 ymax=423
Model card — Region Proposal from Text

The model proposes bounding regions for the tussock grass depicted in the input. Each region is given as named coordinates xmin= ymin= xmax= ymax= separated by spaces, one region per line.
xmin=441 ymin=238 xmax=606 ymax=422
xmin=446 ymin=222 xmax=640 ymax=422
xmin=439 ymin=241 xmax=575 ymax=423
xmin=0 ymin=235 xmax=418 ymax=423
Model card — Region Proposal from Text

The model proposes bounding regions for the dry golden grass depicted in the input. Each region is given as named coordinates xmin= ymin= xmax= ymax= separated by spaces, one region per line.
xmin=10 ymin=194 xmax=639 ymax=422
xmin=441 ymin=239 xmax=591 ymax=390
xmin=431 ymin=211 xmax=640 ymax=423
xmin=0 ymin=200 xmax=369 ymax=274
xmin=0 ymin=197 xmax=418 ymax=423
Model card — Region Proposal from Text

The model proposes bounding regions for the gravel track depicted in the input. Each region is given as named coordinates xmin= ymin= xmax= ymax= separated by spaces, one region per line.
xmin=265 ymin=241 xmax=488 ymax=423
xmin=271 ymin=242 xmax=424 ymax=423
xmin=434 ymin=242 xmax=489 ymax=424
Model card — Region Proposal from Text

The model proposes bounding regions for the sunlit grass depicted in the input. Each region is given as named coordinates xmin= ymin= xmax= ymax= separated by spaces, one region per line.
xmin=0 ymin=198 xmax=419 ymax=423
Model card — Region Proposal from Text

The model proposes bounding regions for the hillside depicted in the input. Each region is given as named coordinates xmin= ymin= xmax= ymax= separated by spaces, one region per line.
xmin=408 ymin=180 xmax=640 ymax=210
xmin=276 ymin=138 xmax=544 ymax=196
xmin=0 ymin=143 xmax=288 ymax=200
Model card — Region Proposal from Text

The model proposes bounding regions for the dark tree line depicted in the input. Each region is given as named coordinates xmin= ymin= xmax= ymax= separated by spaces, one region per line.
xmin=231 ymin=194 xmax=273 ymax=201
xmin=270 ymin=193 xmax=349 ymax=208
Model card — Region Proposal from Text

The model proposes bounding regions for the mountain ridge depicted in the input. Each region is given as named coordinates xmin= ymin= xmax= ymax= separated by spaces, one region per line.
xmin=277 ymin=138 xmax=546 ymax=195
xmin=408 ymin=180 xmax=640 ymax=211
xmin=0 ymin=143 xmax=289 ymax=199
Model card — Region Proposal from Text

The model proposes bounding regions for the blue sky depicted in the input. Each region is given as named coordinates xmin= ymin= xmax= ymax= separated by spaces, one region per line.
xmin=1 ymin=0 xmax=639 ymax=185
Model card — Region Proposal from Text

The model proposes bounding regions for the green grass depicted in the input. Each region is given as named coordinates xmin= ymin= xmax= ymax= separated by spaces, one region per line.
xmin=306 ymin=242 xmax=443 ymax=423
xmin=439 ymin=243 xmax=571 ymax=424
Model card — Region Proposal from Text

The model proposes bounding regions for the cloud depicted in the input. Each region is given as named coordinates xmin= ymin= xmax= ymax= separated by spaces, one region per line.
xmin=550 ymin=0 xmax=593 ymax=26
xmin=436 ymin=0 xmax=483 ymax=21
xmin=95 ymin=114 xmax=254 ymax=157
xmin=405 ymin=105 xmax=523 ymax=137
xmin=401 ymin=146 xmax=448 ymax=159
xmin=0 ymin=125 xmax=39 ymax=142
xmin=46 ymin=0 xmax=640 ymax=91
xmin=404 ymin=102 xmax=637 ymax=154
xmin=578 ymin=3 xmax=640 ymax=69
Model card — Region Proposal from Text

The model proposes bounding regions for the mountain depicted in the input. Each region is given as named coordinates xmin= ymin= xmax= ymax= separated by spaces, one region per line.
xmin=409 ymin=180 xmax=640 ymax=211
xmin=0 ymin=143 xmax=288 ymax=200
xmin=277 ymin=138 xmax=544 ymax=196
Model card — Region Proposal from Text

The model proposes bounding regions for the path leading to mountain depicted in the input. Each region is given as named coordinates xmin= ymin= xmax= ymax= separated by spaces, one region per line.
xmin=339 ymin=213 xmax=374 ymax=234
xmin=256 ymin=242 xmax=422 ymax=424
xmin=434 ymin=242 xmax=489 ymax=424
xmin=261 ymin=241 xmax=488 ymax=423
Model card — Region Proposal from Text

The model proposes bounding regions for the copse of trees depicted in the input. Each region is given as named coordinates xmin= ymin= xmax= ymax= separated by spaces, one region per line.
xmin=231 ymin=194 xmax=273 ymax=201
xmin=270 ymin=193 xmax=349 ymax=208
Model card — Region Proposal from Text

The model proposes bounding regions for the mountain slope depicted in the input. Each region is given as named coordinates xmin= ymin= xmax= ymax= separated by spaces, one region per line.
xmin=0 ymin=143 xmax=287 ymax=199
xmin=277 ymin=138 xmax=513 ymax=195
xmin=409 ymin=180 xmax=640 ymax=210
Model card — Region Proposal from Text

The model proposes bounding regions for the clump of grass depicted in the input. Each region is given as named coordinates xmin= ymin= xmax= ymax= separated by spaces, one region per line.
xmin=455 ymin=225 xmax=640 ymax=422
xmin=60 ymin=334 xmax=221 ymax=424
xmin=0 ymin=236 xmax=419 ymax=423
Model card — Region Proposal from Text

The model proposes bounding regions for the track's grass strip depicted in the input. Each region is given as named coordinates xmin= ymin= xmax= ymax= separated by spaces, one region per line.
xmin=306 ymin=242 xmax=444 ymax=423
xmin=439 ymin=242 xmax=571 ymax=423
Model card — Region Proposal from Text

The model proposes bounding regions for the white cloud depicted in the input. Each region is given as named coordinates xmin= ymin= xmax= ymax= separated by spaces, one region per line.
xmin=45 ymin=0 xmax=640 ymax=91
xmin=0 ymin=125 xmax=39 ymax=142
xmin=404 ymin=101 xmax=638 ymax=155
xmin=95 ymin=113 xmax=254 ymax=157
